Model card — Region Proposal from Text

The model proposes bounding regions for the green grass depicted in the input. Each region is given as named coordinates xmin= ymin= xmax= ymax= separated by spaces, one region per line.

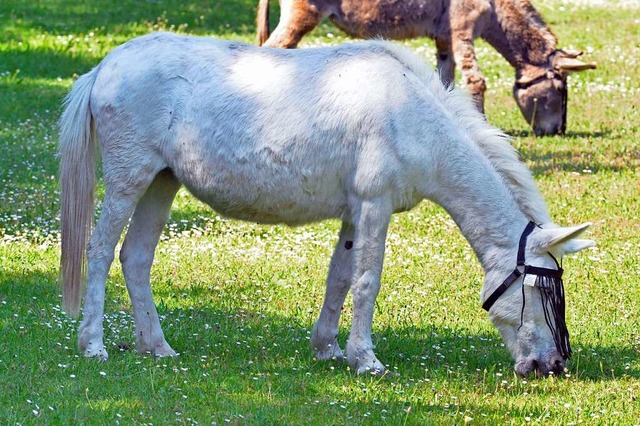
xmin=1 ymin=0 xmax=639 ymax=424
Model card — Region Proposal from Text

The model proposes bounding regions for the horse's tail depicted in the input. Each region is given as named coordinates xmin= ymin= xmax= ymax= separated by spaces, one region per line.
xmin=256 ymin=0 xmax=271 ymax=45
xmin=59 ymin=68 xmax=99 ymax=317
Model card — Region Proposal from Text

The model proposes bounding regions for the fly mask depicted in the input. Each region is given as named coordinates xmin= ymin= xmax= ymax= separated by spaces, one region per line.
xmin=482 ymin=221 xmax=571 ymax=359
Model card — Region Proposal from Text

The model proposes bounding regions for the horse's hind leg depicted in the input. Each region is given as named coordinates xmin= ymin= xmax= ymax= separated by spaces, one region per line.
xmin=78 ymin=169 xmax=161 ymax=359
xmin=311 ymin=221 xmax=355 ymax=361
xmin=345 ymin=197 xmax=392 ymax=375
xmin=119 ymin=169 xmax=180 ymax=357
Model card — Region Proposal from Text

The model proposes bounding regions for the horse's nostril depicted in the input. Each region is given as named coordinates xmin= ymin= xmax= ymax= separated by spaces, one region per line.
xmin=555 ymin=358 xmax=566 ymax=371
xmin=547 ymin=355 xmax=566 ymax=375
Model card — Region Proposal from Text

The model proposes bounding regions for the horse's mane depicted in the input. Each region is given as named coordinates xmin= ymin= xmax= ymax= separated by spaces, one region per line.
xmin=368 ymin=41 xmax=551 ymax=224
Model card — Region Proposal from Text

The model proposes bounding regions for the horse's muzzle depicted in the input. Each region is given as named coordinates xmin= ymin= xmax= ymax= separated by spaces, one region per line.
xmin=515 ymin=351 xmax=566 ymax=377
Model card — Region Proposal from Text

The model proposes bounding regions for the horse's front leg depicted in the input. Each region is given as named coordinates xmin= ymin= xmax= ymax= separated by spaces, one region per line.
xmin=346 ymin=198 xmax=392 ymax=375
xmin=311 ymin=221 xmax=355 ymax=361
xmin=119 ymin=170 xmax=180 ymax=357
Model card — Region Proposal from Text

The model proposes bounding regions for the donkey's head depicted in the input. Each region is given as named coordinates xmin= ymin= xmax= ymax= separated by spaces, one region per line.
xmin=513 ymin=50 xmax=596 ymax=136
xmin=484 ymin=223 xmax=594 ymax=377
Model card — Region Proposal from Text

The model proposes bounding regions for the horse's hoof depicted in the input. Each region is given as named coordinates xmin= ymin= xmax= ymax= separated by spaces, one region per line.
xmin=355 ymin=361 xmax=387 ymax=376
xmin=313 ymin=342 xmax=344 ymax=362
xmin=347 ymin=351 xmax=386 ymax=376
xmin=84 ymin=346 xmax=109 ymax=361
xmin=139 ymin=341 xmax=178 ymax=358
xmin=153 ymin=347 xmax=178 ymax=358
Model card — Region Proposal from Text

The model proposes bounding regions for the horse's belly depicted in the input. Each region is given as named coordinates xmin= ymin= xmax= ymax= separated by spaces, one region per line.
xmin=175 ymin=160 xmax=348 ymax=226
xmin=192 ymin=186 xmax=346 ymax=226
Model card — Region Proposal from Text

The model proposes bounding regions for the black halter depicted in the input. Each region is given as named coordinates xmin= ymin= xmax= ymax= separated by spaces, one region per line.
xmin=482 ymin=221 xmax=572 ymax=359
xmin=514 ymin=69 xmax=564 ymax=90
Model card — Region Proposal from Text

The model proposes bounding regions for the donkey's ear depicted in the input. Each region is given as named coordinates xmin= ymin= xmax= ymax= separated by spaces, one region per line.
xmin=531 ymin=223 xmax=595 ymax=254
xmin=553 ymin=50 xmax=597 ymax=73
xmin=555 ymin=57 xmax=597 ymax=72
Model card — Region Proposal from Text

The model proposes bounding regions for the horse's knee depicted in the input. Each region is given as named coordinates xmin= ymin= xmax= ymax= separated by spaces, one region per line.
xmin=87 ymin=238 xmax=115 ymax=269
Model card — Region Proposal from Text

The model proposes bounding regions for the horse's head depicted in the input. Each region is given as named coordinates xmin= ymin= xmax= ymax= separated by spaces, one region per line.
xmin=513 ymin=50 xmax=596 ymax=136
xmin=484 ymin=223 xmax=594 ymax=377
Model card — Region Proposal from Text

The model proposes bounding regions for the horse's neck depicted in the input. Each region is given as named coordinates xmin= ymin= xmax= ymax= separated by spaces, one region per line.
xmin=428 ymin=142 xmax=529 ymax=274
xmin=483 ymin=0 xmax=558 ymax=69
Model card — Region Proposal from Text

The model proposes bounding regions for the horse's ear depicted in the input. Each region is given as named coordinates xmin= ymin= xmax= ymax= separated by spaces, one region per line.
xmin=553 ymin=50 xmax=597 ymax=73
xmin=531 ymin=223 xmax=595 ymax=255
xmin=561 ymin=238 xmax=597 ymax=255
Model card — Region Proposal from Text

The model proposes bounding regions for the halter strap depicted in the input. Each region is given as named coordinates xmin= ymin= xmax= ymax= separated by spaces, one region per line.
xmin=514 ymin=69 xmax=564 ymax=90
xmin=482 ymin=222 xmax=571 ymax=360
xmin=482 ymin=221 xmax=537 ymax=312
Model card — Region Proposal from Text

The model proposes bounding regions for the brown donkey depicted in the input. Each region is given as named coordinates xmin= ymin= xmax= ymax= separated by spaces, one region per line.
xmin=257 ymin=0 xmax=596 ymax=135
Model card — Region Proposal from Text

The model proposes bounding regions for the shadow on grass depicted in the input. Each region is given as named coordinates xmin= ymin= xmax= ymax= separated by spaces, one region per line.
xmin=0 ymin=0 xmax=261 ymax=38
xmin=0 ymin=78 xmax=68 ymax=120
xmin=0 ymin=0 xmax=272 ymax=121
xmin=1 ymin=46 xmax=101 ymax=79
xmin=504 ymin=129 xmax=614 ymax=140
xmin=1 ymin=270 xmax=637 ymax=383
xmin=2 ymin=269 xmax=638 ymax=422
xmin=521 ymin=147 xmax=637 ymax=176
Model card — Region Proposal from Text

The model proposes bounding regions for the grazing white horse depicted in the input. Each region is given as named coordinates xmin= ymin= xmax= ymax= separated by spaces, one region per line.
xmin=59 ymin=32 xmax=594 ymax=376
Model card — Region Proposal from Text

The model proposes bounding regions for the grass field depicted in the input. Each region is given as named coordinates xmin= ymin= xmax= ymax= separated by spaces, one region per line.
xmin=1 ymin=0 xmax=639 ymax=424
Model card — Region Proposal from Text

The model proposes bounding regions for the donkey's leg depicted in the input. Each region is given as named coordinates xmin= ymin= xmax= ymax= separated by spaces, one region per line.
xmin=311 ymin=221 xmax=355 ymax=361
xmin=435 ymin=38 xmax=455 ymax=87
xmin=345 ymin=197 xmax=392 ymax=375
xmin=450 ymin=0 xmax=492 ymax=112
xmin=119 ymin=169 xmax=180 ymax=357
xmin=263 ymin=0 xmax=324 ymax=48
xmin=451 ymin=35 xmax=486 ymax=112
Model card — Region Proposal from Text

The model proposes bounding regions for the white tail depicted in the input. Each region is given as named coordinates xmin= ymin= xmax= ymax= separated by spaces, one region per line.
xmin=59 ymin=69 xmax=98 ymax=316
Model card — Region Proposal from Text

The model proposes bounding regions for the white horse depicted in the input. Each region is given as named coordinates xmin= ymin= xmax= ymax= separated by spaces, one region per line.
xmin=59 ymin=32 xmax=594 ymax=377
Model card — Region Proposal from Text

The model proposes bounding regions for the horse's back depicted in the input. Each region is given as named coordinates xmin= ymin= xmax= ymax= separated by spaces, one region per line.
xmin=88 ymin=33 xmax=444 ymax=225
